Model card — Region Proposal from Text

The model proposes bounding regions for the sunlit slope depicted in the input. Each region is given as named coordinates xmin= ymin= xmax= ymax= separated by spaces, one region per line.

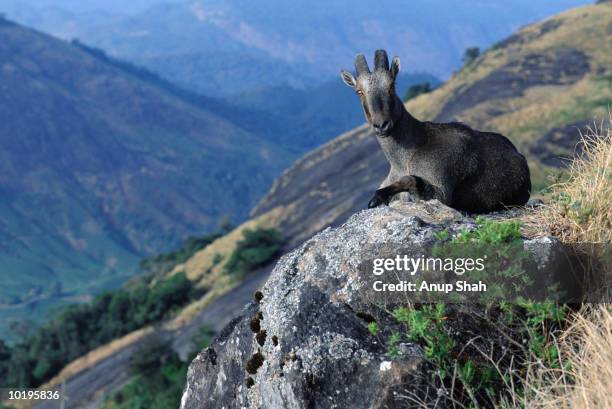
xmin=408 ymin=2 xmax=611 ymax=182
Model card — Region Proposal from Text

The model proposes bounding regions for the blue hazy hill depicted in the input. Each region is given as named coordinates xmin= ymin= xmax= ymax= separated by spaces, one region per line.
xmin=2 ymin=0 xmax=591 ymax=96
xmin=0 ymin=17 xmax=290 ymax=335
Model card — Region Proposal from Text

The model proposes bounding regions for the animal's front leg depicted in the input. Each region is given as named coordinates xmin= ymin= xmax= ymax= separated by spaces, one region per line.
xmin=367 ymin=176 xmax=419 ymax=208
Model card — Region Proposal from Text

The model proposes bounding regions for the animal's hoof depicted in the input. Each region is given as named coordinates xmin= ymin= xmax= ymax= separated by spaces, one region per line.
xmin=368 ymin=195 xmax=385 ymax=208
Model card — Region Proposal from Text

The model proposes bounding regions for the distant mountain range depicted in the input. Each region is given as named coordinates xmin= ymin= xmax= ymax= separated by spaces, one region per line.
xmin=227 ymin=72 xmax=439 ymax=151
xmin=0 ymin=16 xmax=292 ymax=326
xmin=0 ymin=14 xmax=444 ymax=335
xmin=1 ymin=0 xmax=591 ymax=96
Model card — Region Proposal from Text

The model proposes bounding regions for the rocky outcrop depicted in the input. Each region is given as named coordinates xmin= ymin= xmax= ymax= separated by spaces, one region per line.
xmin=180 ymin=200 xmax=583 ymax=409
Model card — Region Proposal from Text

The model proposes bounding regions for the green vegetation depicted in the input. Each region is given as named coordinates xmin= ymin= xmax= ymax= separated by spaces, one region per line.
xmin=0 ymin=272 xmax=199 ymax=388
xmin=403 ymin=82 xmax=433 ymax=102
xmin=367 ymin=322 xmax=379 ymax=337
xmin=366 ymin=219 xmax=572 ymax=406
xmin=102 ymin=328 xmax=212 ymax=409
xmin=454 ymin=216 xmax=521 ymax=244
xmin=462 ymin=47 xmax=481 ymax=66
xmin=0 ymin=228 xmax=226 ymax=388
xmin=393 ymin=304 xmax=455 ymax=377
xmin=432 ymin=228 xmax=449 ymax=241
xmin=224 ymin=228 xmax=284 ymax=276
xmin=504 ymin=300 xmax=567 ymax=368
xmin=373 ymin=300 xmax=569 ymax=406
xmin=105 ymin=354 xmax=187 ymax=409
xmin=430 ymin=218 xmax=535 ymax=304
xmin=0 ymin=219 xmax=272 ymax=398
xmin=139 ymin=226 xmax=231 ymax=277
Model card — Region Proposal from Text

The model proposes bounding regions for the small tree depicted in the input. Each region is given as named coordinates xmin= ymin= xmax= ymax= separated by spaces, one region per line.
xmin=404 ymin=82 xmax=432 ymax=102
xmin=224 ymin=228 xmax=284 ymax=276
xmin=462 ymin=47 xmax=480 ymax=66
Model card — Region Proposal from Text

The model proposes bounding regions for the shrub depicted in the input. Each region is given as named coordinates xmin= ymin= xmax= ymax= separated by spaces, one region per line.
xmin=403 ymin=82 xmax=432 ymax=102
xmin=393 ymin=304 xmax=455 ymax=377
xmin=453 ymin=216 xmax=521 ymax=245
xmin=463 ymin=47 xmax=481 ymax=66
xmin=379 ymin=302 xmax=569 ymax=407
xmin=105 ymin=352 xmax=188 ymax=409
xmin=129 ymin=338 xmax=170 ymax=375
xmin=430 ymin=218 xmax=535 ymax=304
xmin=223 ymin=228 xmax=284 ymax=276
xmin=367 ymin=322 xmax=380 ymax=336
xmin=375 ymin=218 xmax=582 ymax=405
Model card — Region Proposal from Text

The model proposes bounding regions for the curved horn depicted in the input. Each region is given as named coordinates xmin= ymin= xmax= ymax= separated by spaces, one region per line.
xmin=374 ymin=49 xmax=389 ymax=71
xmin=354 ymin=54 xmax=370 ymax=76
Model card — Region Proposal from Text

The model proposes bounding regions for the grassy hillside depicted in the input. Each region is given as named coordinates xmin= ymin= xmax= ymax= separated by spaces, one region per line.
xmin=0 ymin=16 xmax=291 ymax=336
xmin=407 ymin=2 xmax=612 ymax=189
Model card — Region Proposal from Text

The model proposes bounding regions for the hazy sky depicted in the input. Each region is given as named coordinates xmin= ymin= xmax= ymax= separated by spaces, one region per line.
xmin=0 ymin=0 xmax=184 ymax=15
xmin=1 ymin=0 xmax=595 ymax=84
xmin=0 ymin=0 xmax=595 ymax=17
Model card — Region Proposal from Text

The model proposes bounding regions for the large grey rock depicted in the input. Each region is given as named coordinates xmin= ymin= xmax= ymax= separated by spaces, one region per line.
xmin=180 ymin=200 xmax=568 ymax=409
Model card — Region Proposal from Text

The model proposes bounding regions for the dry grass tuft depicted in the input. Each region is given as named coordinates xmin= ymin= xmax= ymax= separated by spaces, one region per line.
xmin=518 ymin=113 xmax=612 ymax=409
xmin=519 ymin=305 xmax=612 ymax=409
xmin=525 ymin=114 xmax=611 ymax=243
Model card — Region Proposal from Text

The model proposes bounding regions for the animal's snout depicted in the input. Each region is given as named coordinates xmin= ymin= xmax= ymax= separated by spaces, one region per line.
xmin=373 ymin=120 xmax=393 ymax=136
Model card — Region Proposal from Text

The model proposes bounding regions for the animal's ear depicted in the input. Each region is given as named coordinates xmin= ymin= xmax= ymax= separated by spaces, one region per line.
xmin=390 ymin=56 xmax=400 ymax=79
xmin=340 ymin=70 xmax=357 ymax=88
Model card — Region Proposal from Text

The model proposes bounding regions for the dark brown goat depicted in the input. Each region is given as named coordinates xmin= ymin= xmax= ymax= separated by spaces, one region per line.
xmin=341 ymin=50 xmax=531 ymax=213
